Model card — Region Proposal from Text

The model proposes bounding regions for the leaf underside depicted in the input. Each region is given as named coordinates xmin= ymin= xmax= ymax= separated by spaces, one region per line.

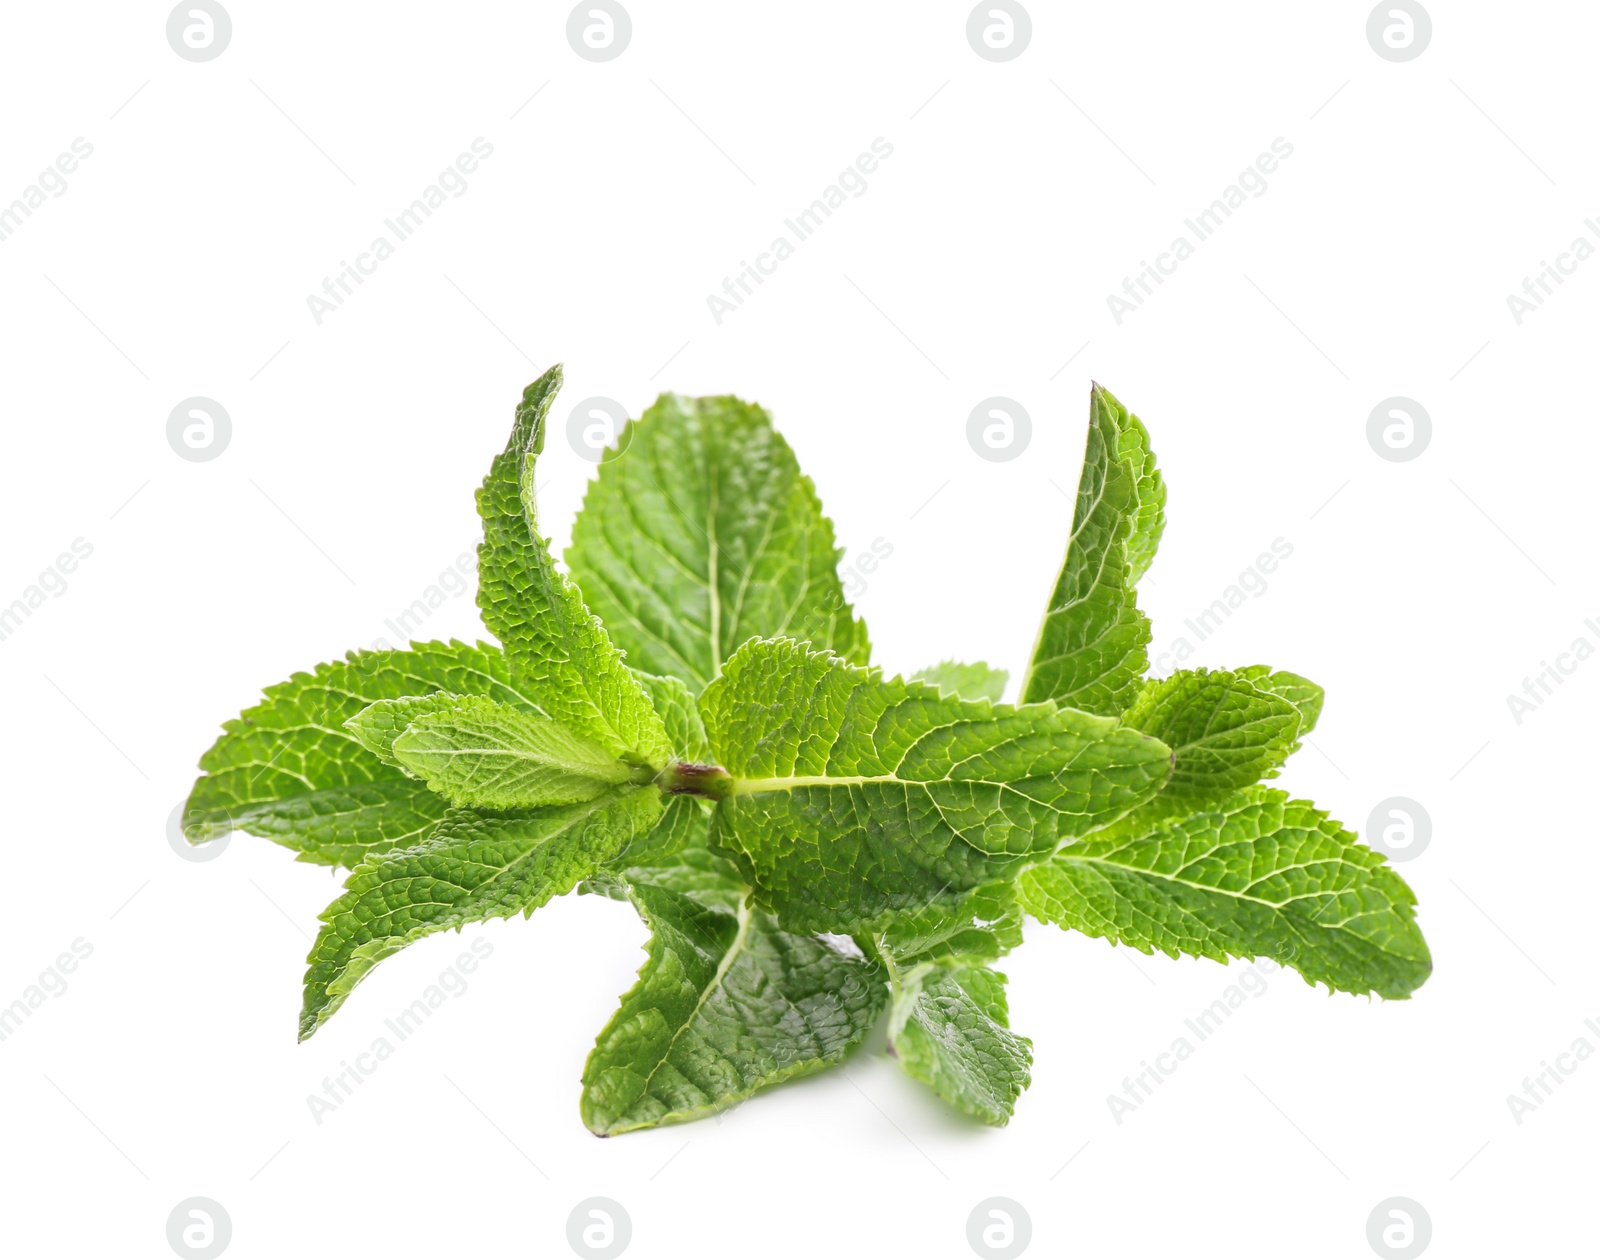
xmin=581 ymin=881 xmax=885 ymax=1135
xmin=888 ymin=963 xmax=1032 ymax=1126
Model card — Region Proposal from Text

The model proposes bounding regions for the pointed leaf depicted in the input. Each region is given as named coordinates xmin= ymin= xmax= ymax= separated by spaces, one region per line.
xmin=1017 ymin=787 xmax=1432 ymax=999
xmin=1114 ymin=398 xmax=1166 ymax=584
xmin=581 ymin=883 xmax=884 ymax=1135
xmin=344 ymin=693 xmax=466 ymax=769
xmin=702 ymin=638 xmax=1173 ymax=933
xmin=385 ymin=695 xmax=653 ymax=809
xmin=565 ymin=392 xmax=871 ymax=693
xmin=475 ymin=366 xmax=671 ymax=768
xmin=1019 ymin=384 xmax=1156 ymax=716
xmin=1125 ymin=668 xmax=1301 ymax=802
xmin=183 ymin=640 xmax=540 ymax=867
xmin=300 ymin=786 xmax=662 ymax=1038
xmin=1235 ymin=665 xmax=1325 ymax=745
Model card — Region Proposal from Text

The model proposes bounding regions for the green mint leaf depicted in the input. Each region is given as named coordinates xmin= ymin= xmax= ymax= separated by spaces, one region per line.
xmin=886 ymin=962 xmax=1032 ymax=1126
xmin=1235 ymin=665 xmax=1325 ymax=747
xmin=1017 ymin=786 xmax=1432 ymax=999
xmin=1124 ymin=668 xmax=1301 ymax=802
xmin=476 ymin=366 xmax=671 ymax=768
xmin=344 ymin=693 xmax=467 ymax=769
xmin=632 ymin=671 xmax=711 ymax=762
xmin=1113 ymin=396 xmax=1166 ymax=584
xmin=580 ymin=882 xmax=884 ymax=1134
xmin=869 ymin=886 xmax=1030 ymax=1123
xmin=378 ymin=694 xmax=653 ymax=809
xmin=870 ymin=882 xmax=1023 ymax=968
xmin=702 ymin=638 xmax=1174 ymax=933
xmin=612 ymin=793 xmax=709 ymax=872
xmin=1019 ymin=385 xmax=1157 ymax=716
xmin=613 ymin=817 xmax=744 ymax=910
xmin=184 ymin=639 xmax=540 ymax=867
xmin=909 ymin=660 xmax=1008 ymax=703
xmin=300 ymin=786 xmax=662 ymax=1038
xmin=565 ymin=392 xmax=871 ymax=692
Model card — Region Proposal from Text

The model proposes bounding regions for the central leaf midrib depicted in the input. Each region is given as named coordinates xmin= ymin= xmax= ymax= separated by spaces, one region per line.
xmin=408 ymin=743 xmax=629 ymax=779
xmin=633 ymin=897 xmax=752 ymax=1105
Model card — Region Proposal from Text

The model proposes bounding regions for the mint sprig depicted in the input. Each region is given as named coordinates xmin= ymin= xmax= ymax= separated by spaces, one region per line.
xmin=184 ymin=366 xmax=1431 ymax=1131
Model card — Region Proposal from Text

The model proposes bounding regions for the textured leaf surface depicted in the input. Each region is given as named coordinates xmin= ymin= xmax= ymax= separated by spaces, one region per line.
xmin=581 ymin=882 xmax=884 ymax=1135
xmin=388 ymin=695 xmax=651 ymax=809
xmin=300 ymin=786 xmax=662 ymax=1038
xmin=184 ymin=640 xmax=538 ymax=867
xmin=1017 ymin=787 xmax=1431 ymax=998
xmin=565 ymin=392 xmax=871 ymax=693
xmin=633 ymin=672 xmax=711 ymax=762
xmin=1124 ymin=668 xmax=1301 ymax=803
xmin=1113 ymin=398 xmax=1166 ymax=584
xmin=344 ymin=693 xmax=465 ymax=769
xmin=1019 ymin=385 xmax=1155 ymax=716
xmin=702 ymin=638 xmax=1173 ymax=932
xmin=887 ymin=963 xmax=1032 ymax=1125
xmin=870 ymin=882 xmax=1023 ymax=968
xmin=476 ymin=366 xmax=671 ymax=767
xmin=1236 ymin=665 xmax=1325 ymax=751
xmin=909 ymin=660 xmax=1008 ymax=703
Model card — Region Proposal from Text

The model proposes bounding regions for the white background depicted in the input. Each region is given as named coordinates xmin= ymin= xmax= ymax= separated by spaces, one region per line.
xmin=1 ymin=2 xmax=1595 ymax=1257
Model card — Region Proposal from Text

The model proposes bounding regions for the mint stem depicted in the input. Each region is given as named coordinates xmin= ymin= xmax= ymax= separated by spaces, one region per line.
xmin=658 ymin=762 xmax=733 ymax=800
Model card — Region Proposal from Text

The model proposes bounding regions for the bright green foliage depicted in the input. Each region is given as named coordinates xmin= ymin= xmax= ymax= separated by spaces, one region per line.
xmin=1114 ymin=399 xmax=1166 ymax=584
xmin=870 ymin=882 xmax=1023 ymax=968
xmin=867 ymin=883 xmax=1031 ymax=1122
xmin=580 ymin=881 xmax=884 ymax=1135
xmin=910 ymin=660 xmax=1009 ymax=702
xmin=1236 ymin=665 xmax=1325 ymax=756
xmin=701 ymin=638 xmax=1174 ymax=933
xmin=476 ymin=366 xmax=671 ymax=768
xmin=886 ymin=963 xmax=1032 ymax=1125
xmin=184 ymin=367 xmax=1430 ymax=1136
xmin=184 ymin=639 xmax=540 ymax=867
xmin=1124 ymin=668 xmax=1302 ymax=804
xmin=384 ymin=694 xmax=653 ymax=809
xmin=566 ymin=392 xmax=870 ymax=692
xmin=633 ymin=671 xmax=712 ymax=763
xmin=1018 ymin=787 xmax=1431 ymax=999
xmin=344 ymin=693 xmax=467 ymax=769
xmin=301 ymin=787 xmax=662 ymax=1039
xmin=1019 ymin=385 xmax=1157 ymax=716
